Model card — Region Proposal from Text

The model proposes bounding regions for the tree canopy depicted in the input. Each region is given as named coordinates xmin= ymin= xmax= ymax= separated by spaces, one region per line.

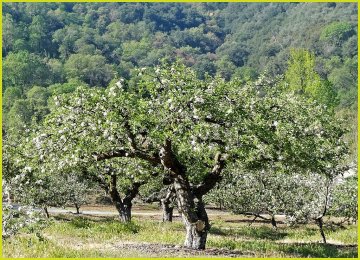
xmin=11 ymin=63 xmax=348 ymax=249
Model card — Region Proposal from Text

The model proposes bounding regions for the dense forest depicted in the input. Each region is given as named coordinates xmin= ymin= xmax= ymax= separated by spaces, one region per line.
xmin=2 ymin=2 xmax=357 ymax=156
xmin=3 ymin=2 xmax=358 ymax=169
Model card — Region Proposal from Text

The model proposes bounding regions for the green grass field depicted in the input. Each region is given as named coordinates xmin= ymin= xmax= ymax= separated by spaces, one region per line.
xmin=3 ymin=213 xmax=357 ymax=258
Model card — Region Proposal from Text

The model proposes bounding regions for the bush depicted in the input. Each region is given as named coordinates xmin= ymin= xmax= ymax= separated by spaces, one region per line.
xmin=3 ymin=204 xmax=48 ymax=239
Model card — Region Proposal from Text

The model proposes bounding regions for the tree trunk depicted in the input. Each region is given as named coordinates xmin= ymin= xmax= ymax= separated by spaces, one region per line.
xmin=143 ymin=188 xmax=173 ymax=221
xmin=158 ymin=140 xmax=225 ymax=250
xmin=161 ymin=198 xmax=174 ymax=222
xmin=107 ymin=173 xmax=144 ymax=222
xmin=109 ymin=188 xmax=132 ymax=222
xmin=171 ymin=174 xmax=210 ymax=249
xmin=108 ymin=174 xmax=131 ymax=222
xmin=75 ymin=203 xmax=80 ymax=214
xmin=121 ymin=201 xmax=132 ymax=222
xmin=161 ymin=186 xmax=176 ymax=222
xmin=181 ymin=197 xmax=210 ymax=249
xmin=271 ymin=215 xmax=277 ymax=229
xmin=43 ymin=206 xmax=49 ymax=218
xmin=184 ymin=220 xmax=208 ymax=249
xmin=316 ymin=217 xmax=327 ymax=244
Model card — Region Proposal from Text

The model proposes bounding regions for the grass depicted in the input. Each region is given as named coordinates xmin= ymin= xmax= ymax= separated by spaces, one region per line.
xmin=3 ymin=235 xmax=144 ymax=258
xmin=3 ymin=213 xmax=358 ymax=258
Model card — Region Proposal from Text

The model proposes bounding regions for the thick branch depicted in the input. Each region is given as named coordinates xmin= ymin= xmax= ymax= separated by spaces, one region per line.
xmin=123 ymin=181 xmax=145 ymax=205
xmin=204 ymin=117 xmax=226 ymax=126
xmin=122 ymin=115 xmax=138 ymax=152
xmin=159 ymin=139 xmax=199 ymax=223
xmin=93 ymin=149 xmax=161 ymax=166
xmin=163 ymin=185 xmax=176 ymax=201
xmin=144 ymin=187 xmax=168 ymax=203
xmin=159 ymin=139 xmax=186 ymax=175
xmin=235 ymin=211 xmax=271 ymax=221
xmin=109 ymin=174 xmax=123 ymax=207
xmin=193 ymin=152 xmax=227 ymax=197
xmin=80 ymin=169 xmax=110 ymax=193
xmin=143 ymin=185 xmax=176 ymax=204
xmin=89 ymin=174 xmax=110 ymax=193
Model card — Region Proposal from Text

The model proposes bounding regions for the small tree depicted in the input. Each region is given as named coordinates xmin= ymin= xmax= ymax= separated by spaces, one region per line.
xmin=206 ymin=169 xmax=296 ymax=229
xmin=328 ymin=174 xmax=358 ymax=224
xmin=7 ymin=168 xmax=68 ymax=218
xmin=284 ymin=49 xmax=338 ymax=109
xmin=142 ymin=181 xmax=177 ymax=222
xmin=282 ymin=171 xmax=344 ymax=244
xmin=63 ymin=172 xmax=93 ymax=214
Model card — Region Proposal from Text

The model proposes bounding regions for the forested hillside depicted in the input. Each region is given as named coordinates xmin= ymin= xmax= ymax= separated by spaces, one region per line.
xmin=3 ymin=2 xmax=357 ymax=154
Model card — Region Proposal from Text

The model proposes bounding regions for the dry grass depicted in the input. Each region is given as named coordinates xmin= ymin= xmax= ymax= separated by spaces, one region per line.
xmin=3 ymin=209 xmax=358 ymax=258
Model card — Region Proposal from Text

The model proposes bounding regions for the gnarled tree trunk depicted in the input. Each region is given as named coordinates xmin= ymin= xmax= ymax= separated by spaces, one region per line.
xmin=316 ymin=217 xmax=327 ymax=244
xmin=74 ymin=203 xmax=80 ymax=214
xmin=121 ymin=202 xmax=132 ymax=222
xmin=271 ymin=215 xmax=277 ymax=229
xmin=108 ymin=173 xmax=143 ymax=222
xmin=43 ymin=206 xmax=50 ymax=218
xmin=93 ymin=139 xmax=226 ymax=250
xmin=161 ymin=186 xmax=176 ymax=222
xmin=161 ymin=198 xmax=174 ymax=222
xmin=181 ymin=197 xmax=210 ymax=249
xmin=159 ymin=140 xmax=226 ymax=249
xmin=109 ymin=182 xmax=130 ymax=222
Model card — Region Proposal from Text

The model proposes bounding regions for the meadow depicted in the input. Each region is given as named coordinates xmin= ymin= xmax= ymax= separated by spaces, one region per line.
xmin=3 ymin=207 xmax=357 ymax=258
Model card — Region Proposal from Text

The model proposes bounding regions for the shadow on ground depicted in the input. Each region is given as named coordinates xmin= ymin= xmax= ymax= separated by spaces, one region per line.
xmin=279 ymin=242 xmax=358 ymax=258
xmin=225 ymin=218 xmax=286 ymax=225
xmin=210 ymin=225 xmax=288 ymax=241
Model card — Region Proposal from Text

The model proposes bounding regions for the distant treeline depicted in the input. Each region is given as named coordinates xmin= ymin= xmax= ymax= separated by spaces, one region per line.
xmin=3 ymin=3 xmax=357 ymax=159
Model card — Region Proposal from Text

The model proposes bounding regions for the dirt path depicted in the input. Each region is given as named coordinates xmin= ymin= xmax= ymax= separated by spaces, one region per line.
xmin=45 ymin=234 xmax=252 ymax=257
xmin=111 ymin=242 xmax=253 ymax=257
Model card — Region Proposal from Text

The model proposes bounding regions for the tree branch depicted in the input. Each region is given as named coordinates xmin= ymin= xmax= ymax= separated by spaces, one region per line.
xmin=204 ymin=117 xmax=226 ymax=126
xmin=159 ymin=139 xmax=186 ymax=175
xmin=144 ymin=185 xmax=176 ymax=204
xmin=123 ymin=181 xmax=146 ymax=204
xmin=143 ymin=187 xmax=168 ymax=203
xmin=193 ymin=152 xmax=227 ymax=197
xmin=93 ymin=149 xmax=161 ymax=166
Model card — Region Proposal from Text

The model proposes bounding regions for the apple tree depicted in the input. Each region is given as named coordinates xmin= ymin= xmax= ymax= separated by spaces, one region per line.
xmin=27 ymin=63 xmax=347 ymax=249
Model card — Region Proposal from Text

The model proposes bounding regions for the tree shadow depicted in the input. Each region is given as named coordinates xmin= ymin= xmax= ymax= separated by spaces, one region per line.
xmin=234 ymin=226 xmax=288 ymax=241
xmin=225 ymin=219 xmax=286 ymax=225
xmin=53 ymin=213 xmax=115 ymax=223
xmin=280 ymin=242 xmax=358 ymax=258
xmin=209 ymin=226 xmax=228 ymax=236
xmin=53 ymin=214 xmax=72 ymax=222
xmin=210 ymin=225 xmax=288 ymax=241
xmin=68 ymin=217 xmax=93 ymax=229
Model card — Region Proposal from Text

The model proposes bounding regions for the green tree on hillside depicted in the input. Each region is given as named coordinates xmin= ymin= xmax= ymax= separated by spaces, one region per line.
xmin=3 ymin=51 xmax=51 ymax=91
xmin=320 ymin=21 xmax=355 ymax=46
xmin=284 ymin=49 xmax=338 ymax=109
xmin=64 ymin=54 xmax=114 ymax=87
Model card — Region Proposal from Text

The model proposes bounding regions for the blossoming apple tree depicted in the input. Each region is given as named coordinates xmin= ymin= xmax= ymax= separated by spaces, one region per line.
xmin=26 ymin=63 xmax=347 ymax=249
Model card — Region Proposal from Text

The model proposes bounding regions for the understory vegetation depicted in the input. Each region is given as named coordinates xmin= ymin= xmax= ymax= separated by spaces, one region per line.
xmin=3 ymin=214 xmax=357 ymax=258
